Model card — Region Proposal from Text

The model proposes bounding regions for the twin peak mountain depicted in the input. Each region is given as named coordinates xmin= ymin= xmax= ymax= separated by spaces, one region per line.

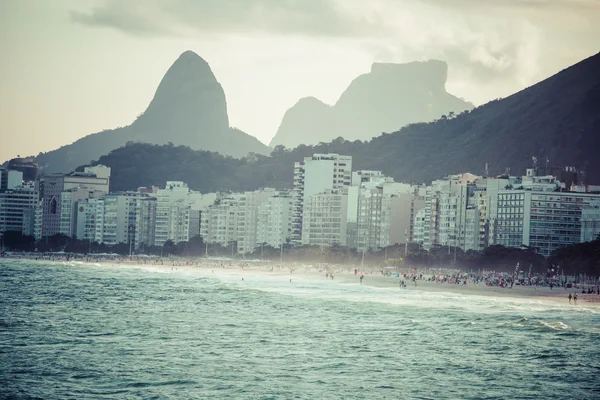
xmin=35 ymin=51 xmax=472 ymax=173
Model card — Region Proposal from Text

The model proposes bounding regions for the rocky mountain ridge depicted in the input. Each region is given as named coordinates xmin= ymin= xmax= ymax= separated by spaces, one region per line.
xmin=269 ymin=59 xmax=473 ymax=148
xmin=32 ymin=51 xmax=270 ymax=173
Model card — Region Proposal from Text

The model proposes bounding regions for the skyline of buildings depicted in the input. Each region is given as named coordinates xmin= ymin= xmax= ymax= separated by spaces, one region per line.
xmin=1 ymin=155 xmax=600 ymax=258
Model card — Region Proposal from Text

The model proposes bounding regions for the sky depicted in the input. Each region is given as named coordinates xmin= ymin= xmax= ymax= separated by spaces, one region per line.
xmin=1 ymin=0 xmax=599 ymax=162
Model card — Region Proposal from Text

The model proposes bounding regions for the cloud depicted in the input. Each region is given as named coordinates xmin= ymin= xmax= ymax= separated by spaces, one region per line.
xmin=70 ymin=0 xmax=383 ymax=37
xmin=70 ymin=0 xmax=600 ymax=105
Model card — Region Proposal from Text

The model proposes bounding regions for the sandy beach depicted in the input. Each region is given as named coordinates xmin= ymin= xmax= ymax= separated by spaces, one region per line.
xmin=23 ymin=255 xmax=596 ymax=307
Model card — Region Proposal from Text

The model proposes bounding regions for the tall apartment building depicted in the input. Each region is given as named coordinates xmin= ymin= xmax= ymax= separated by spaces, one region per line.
xmin=0 ymin=169 xmax=24 ymax=190
xmin=59 ymin=188 xmax=106 ymax=237
xmin=356 ymin=185 xmax=386 ymax=251
xmin=291 ymin=154 xmax=352 ymax=245
xmin=0 ymin=183 xmax=38 ymax=235
xmin=486 ymin=170 xmax=559 ymax=246
xmin=347 ymin=171 xmax=425 ymax=251
xmin=436 ymin=173 xmax=480 ymax=249
xmin=581 ymin=202 xmax=600 ymax=243
xmin=495 ymin=191 xmax=600 ymax=256
xmin=135 ymin=196 xmax=157 ymax=250
xmin=301 ymin=189 xmax=348 ymax=247
xmin=201 ymin=194 xmax=239 ymax=249
xmin=463 ymin=186 xmax=488 ymax=251
xmin=201 ymin=189 xmax=282 ymax=254
xmin=256 ymin=190 xmax=292 ymax=250
xmin=75 ymin=198 xmax=101 ymax=242
xmin=388 ymin=189 xmax=426 ymax=246
xmin=75 ymin=192 xmax=148 ymax=247
xmin=413 ymin=208 xmax=427 ymax=246
xmin=154 ymin=182 xmax=214 ymax=246
xmin=38 ymin=165 xmax=111 ymax=238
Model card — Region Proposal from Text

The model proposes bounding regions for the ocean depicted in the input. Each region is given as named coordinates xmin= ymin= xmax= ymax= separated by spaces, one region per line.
xmin=1 ymin=259 xmax=599 ymax=399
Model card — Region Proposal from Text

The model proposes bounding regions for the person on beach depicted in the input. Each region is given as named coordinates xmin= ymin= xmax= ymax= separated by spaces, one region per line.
xmin=573 ymin=293 xmax=578 ymax=305
xmin=360 ymin=274 xmax=364 ymax=284
xmin=568 ymin=293 xmax=572 ymax=304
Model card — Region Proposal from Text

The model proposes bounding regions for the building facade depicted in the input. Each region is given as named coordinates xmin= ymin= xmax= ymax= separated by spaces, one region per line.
xmin=581 ymin=202 xmax=600 ymax=243
xmin=301 ymin=189 xmax=348 ymax=247
xmin=0 ymin=184 xmax=38 ymax=235
xmin=495 ymin=191 xmax=600 ymax=256
xmin=291 ymin=154 xmax=352 ymax=245
xmin=38 ymin=165 xmax=111 ymax=238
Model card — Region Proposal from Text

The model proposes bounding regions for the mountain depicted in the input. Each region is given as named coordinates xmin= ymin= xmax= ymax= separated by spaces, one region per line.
xmin=269 ymin=60 xmax=473 ymax=149
xmin=32 ymin=51 xmax=270 ymax=173
xmin=83 ymin=52 xmax=600 ymax=192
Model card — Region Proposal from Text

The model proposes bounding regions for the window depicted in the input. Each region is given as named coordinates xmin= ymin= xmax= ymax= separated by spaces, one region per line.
xmin=50 ymin=197 xmax=58 ymax=214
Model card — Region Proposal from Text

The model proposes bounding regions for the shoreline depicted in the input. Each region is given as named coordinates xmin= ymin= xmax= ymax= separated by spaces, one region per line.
xmin=4 ymin=255 xmax=600 ymax=307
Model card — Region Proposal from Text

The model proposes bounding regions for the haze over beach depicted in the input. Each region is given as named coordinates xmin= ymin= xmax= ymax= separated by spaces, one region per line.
xmin=2 ymin=1 xmax=600 ymax=399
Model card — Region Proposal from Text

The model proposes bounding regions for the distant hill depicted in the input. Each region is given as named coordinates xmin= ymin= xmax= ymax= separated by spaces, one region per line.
xmin=269 ymin=60 xmax=473 ymax=149
xmin=32 ymin=51 xmax=270 ymax=173
xmin=84 ymin=52 xmax=600 ymax=192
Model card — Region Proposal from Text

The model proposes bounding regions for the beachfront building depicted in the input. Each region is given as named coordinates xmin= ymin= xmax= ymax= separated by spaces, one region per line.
xmin=580 ymin=201 xmax=600 ymax=243
xmin=0 ymin=183 xmax=38 ymax=235
xmin=301 ymin=189 xmax=348 ymax=247
xmin=38 ymin=165 xmax=111 ymax=238
xmin=59 ymin=187 xmax=106 ymax=237
xmin=201 ymin=189 xmax=281 ymax=255
xmin=388 ymin=189 xmax=426 ymax=246
xmin=486 ymin=170 xmax=560 ymax=246
xmin=413 ymin=208 xmax=426 ymax=246
xmin=355 ymin=184 xmax=386 ymax=251
xmin=75 ymin=198 xmax=101 ymax=242
xmin=346 ymin=170 xmax=425 ymax=251
xmin=495 ymin=191 xmax=600 ymax=256
xmin=256 ymin=190 xmax=292 ymax=250
xmin=92 ymin=193 xmax=145 ymax=246
xmin=291 ymin=154 xmax=352 ymax=245
xmin=421 ymin=184 xmax=440 ymax=250
xmin=153 ymin=181 xmax=215 ymax=246
xmin=436 ymin=173 xmax=481 ymax=249
xmin=134 ymin=196 xmax=157 ymax=251
xmin=74 ymin=192 xmax=149 ymax=250
xmin=234 ymin=189 xmax=278 ymax=254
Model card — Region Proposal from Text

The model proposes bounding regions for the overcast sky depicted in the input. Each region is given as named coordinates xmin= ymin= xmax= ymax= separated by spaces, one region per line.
xmin=1 ymin=0 xmax=599 ymax=161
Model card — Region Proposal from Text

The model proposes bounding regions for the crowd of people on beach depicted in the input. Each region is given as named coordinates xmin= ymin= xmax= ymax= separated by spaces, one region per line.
xmin=3 ymin=250 xmax=599 ymax=304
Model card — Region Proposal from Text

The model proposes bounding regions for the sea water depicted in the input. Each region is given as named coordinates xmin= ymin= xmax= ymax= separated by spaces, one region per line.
xmin=1 ymin=259 xmax=599 ymax=399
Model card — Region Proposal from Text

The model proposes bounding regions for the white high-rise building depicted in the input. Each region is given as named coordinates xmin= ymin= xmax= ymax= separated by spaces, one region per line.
xmin=75 ymin=198 xmax=101 ymax=242
xmin=495 ymin=191 xmax=600 ymax=256
xmin=201 ymin=189 xmax=280 ymax=255
xmin=59 ymin=188 xmax=105 ymax=237
xmin=201 ymin=194 xmax=239 ymax=249
xmin=301 ymin=189 xmax=348 ymax=247
xmin=154 ymin=182 xmax=214 ymax=246
xmin=135 ymin=196 xmax=157 ymax=250
xmin=356 ymin=185 xmax=386 ymax=251
xmin=436 ymin=173 xmax=481 ymax=249
xmin=256 ymin=190 xmax=292 ymax=250
xmin=346 ymin=171 xmax=425 ymax=251
xmin=581 ymin=202 xmax=600 ymax=243
xmin=413 ymin=208 xmax=426 ymax=246
xmin=76 ymin=192 xmax=148 ymax=248
xmin=0 ymin=184 xmax=38 ymax=235
xmin=292 ymin=154 xmax=352 ymax=245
